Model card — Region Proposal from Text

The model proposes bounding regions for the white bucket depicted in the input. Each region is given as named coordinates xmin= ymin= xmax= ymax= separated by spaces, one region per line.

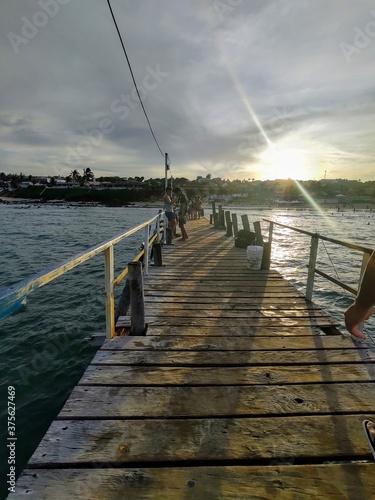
xmin=246 ymin=245 xmax=263 ymax=270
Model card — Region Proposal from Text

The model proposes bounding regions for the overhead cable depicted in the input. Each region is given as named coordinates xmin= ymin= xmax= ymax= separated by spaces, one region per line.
xmin=106 ymin=0 xmax=164 ymax=157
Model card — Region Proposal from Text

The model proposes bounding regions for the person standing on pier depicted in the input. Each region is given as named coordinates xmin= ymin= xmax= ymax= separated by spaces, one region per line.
xmin=173 ymin=187 xmax=189 ymax=241
xmin=163 ymin=186 xmax=176 ymax=245
xmin=344 ymin=250 xmax=375 ymax=460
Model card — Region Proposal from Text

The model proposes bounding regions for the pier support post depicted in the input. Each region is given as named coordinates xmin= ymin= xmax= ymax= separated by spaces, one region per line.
xmin=212 ymin=202 xmax=217 ymax=228
xmin=115 ymin=278 xmax=130 ymax=323
xmin=153 ymin=242 xmax=162 ymax=267
xmin=225 ymin=211 xmax=233 ymax=237
xmin=232 ymin=213 xmax=238 ymax=238
xmin=261 ymin=242 xmax=271 ymax=270
xmin=128 ymin=261 xmax=146 ymax=335
xmin=253 ymin=221 xmax=264 ymax=246
xmin=241 ymin=214 xmax=251 ymax=233
xmin=218 ymin=205 xmax=226 ymax=229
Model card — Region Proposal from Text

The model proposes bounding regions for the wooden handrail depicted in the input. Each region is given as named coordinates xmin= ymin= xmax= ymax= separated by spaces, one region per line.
xmin=263 ymin=218 xmax=373 ymax=301
xmin=0 ymin=212 xmax=164 ymax=338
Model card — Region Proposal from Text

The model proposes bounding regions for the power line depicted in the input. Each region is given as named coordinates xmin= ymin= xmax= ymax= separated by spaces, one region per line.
xmin=106 ymin=0 xmax=164 ymax=157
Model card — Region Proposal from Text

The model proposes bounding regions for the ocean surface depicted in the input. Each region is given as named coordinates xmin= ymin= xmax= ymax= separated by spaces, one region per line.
xmin=1 ymin=203 xmax=375 ymax=498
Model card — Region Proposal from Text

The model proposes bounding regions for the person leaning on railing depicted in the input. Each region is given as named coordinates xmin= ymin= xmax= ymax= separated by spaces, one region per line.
xmin=344 ymin=250 xmax=375 ymax=340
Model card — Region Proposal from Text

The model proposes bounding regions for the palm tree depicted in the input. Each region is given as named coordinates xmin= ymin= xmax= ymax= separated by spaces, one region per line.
xmin=69 ymin=169 xmax=81 ymax=185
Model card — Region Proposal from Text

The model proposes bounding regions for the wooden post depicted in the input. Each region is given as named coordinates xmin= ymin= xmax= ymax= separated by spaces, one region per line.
xmin=128 ymin=261 xmax=146 ymax=335
xmin=153 ymin=242 xmax=162 ymax=266
xmin=241 ymin=214 xmax=251 ymax=233
xmin=306 ymin=233 xmax=319 ymax=301
xmin=253 ymin=221 xmax=264 ymax=246
xmin=156 ymin=210 xmax=161 ymax=242
xmin=225 ymin=211 xmax=233 ymax=236
xmin=144 ymin=225 xmax=149 ymax=276
xmin=212 ymin=202 xmax=217 ymax=228
xmin=104 ymin=245 xmax=115 ymax=339
xmin=115 ymin=278 xmax=130 ymax=323
xmin=268 ymin=221 xmax=274 ymax=246
xmin=210 ymin=214 xmax=213 ymax=224
xmin=218 ymin=204 xmax=225 ymax=229
xmin=261 ymin=242 xmax=271 ymax=270
xmin=232 ymin=213 xmax=238 ymax=238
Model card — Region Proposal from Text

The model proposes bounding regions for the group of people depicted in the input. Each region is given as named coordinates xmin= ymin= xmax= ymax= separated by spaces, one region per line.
xmin=163 ymin=186 xmax=189 ymax=243
xmin=188 ymin=196 xmax=203 ymax=220
xmin=345 ymin=250 xmax=375 ymax=458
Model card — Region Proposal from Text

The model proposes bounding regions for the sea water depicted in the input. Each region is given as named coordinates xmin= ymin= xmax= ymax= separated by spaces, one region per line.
xmin=0 ymin=203 xmax=374 ymax=497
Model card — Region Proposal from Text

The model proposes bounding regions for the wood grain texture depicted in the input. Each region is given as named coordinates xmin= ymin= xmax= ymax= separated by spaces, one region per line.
xmin=78 ymin=363 xmax=375 ymax=386
xmin=14 ymin=464 xmax=375 ymax=500
xmin=58 ymin=383 xmax=375 ymax=419
xmin=28 ymin=415 xmax=374 ymax=465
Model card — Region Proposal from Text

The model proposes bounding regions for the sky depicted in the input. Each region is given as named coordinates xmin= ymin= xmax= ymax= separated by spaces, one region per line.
xmin=1 ymin=0 xmax=375 ymax=182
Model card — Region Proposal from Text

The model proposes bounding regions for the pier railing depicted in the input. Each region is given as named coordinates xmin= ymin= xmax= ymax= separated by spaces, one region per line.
xmin=263 ymin=219 xmax=373 ymax=301
xmin=0 ymin=211 xmax=164 ymax=339
xmin=210 ymin=202 xmax=373 ymax=302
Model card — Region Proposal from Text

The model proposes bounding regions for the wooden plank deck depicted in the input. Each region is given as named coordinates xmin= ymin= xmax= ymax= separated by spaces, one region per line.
xmin=13 ymin=218 xmax=375 ymax=499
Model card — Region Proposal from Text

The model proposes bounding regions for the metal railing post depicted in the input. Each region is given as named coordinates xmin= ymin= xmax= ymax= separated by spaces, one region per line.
xmin=306 ymin=233 xmax=319 ymax=301
xmin=104 ymin=245 xmax=115 ymax=338
xmin=144 ymin=225 xmax=150 ymax=276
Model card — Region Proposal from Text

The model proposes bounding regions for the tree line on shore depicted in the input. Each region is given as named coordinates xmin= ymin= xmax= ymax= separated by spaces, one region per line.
xmin=1 ymin=170 xmax=375 ymax=206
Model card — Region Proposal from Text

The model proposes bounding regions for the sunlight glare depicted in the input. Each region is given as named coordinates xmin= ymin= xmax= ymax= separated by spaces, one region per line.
xmin=259 ymin=146 xmax=312 ymax=180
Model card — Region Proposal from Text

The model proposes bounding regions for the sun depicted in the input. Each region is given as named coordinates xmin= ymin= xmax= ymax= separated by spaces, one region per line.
xmin=258 ymin=146 xmax=312 ymax=180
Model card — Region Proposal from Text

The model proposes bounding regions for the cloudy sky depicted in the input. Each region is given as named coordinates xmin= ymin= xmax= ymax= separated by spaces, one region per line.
xmin=1 ymin=0 xmax=375 ymax=181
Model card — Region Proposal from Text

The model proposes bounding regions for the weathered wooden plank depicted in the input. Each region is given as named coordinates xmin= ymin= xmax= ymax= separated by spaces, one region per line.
xmin=145 ymin=275 xmax=285 ymax=282
xmin=142 ymin=309 xmax=334 ymax=320
xmin=78 ymin=363 xmax=375 ymax=386
xmin=143 ymin=301 xmax=327 ymax=311
xmin=27 ymin=415 xmax=375 ymax=465
xmin=144 ymin=295 xmax=310 ymax=305
xmin=144 ymin=281 xmax=297 ymax=288
xmin=144 ymin=316 xmax=338 ymax=327
xmin=142 ymin=307 xmax=333 ymax=319
xmin=144 ymin=271 xmax=292 ymax=280
xmin=91 ymin=348 xmax=375 ymax=366
xmin=144 ymin=290 xmax=303 ymax=298
xmin=13 ymin=463 xmax=375 ymax=500
xmin=58 ymin=383 xmax=375 ymax=419
xmin=105 ymin=334 xmax=359 ymax=350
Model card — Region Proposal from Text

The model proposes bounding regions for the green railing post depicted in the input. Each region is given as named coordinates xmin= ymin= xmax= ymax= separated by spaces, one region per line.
xmin=105 ymin=245 xmax=115 ymax=339
xmin=306 ymin=233 xmax=319 ymax=301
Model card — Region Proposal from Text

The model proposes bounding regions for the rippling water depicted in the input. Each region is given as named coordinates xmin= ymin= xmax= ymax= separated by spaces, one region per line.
xmin=0 ymin=203 xmax=374 ymax=498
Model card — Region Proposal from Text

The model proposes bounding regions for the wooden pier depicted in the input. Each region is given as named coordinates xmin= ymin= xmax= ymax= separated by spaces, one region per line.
xmin=14 ymin=218 xmax=375 ymax=498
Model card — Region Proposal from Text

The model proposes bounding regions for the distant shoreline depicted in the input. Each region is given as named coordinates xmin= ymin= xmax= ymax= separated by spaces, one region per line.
xmin=1 ymin=196 xmax=374 ymax=212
